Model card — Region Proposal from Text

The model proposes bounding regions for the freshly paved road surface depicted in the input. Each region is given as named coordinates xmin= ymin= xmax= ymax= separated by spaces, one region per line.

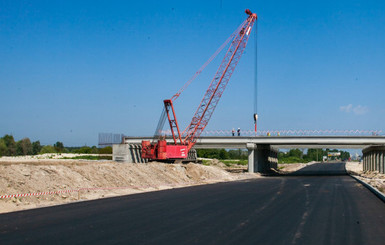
xmin=1 ymin=162 xmax=385 ymax=245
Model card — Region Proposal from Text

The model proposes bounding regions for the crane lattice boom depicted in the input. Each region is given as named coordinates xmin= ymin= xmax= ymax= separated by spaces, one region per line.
xmin=182 ymin=12 xmax=256 ymax=150
xmin=142 ymin=9 xmax=257 ymax=160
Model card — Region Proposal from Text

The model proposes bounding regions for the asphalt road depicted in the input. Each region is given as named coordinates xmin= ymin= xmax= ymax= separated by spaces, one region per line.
xmin=1 ymin=162 xmax=385 ymax=245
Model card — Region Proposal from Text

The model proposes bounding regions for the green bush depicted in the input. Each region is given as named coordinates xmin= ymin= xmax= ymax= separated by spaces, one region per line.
xmin=99 ymin=146 xmax=112 ymax=154
xmin=3 ymin=134 xmax=16 ymax=156
xmin=39 ymin=145 xmax=57 ymax=154
xmin=16 ymin=138 xmax=33 ymax=155
xmin=196 ymin=149 xmax=247 ymax=160
xmin=62 ymin=155 xmax=112 ymax=160
xmin=0 ymin=138 xmax=7 ymax=157
xmin=32 ymin=141 xmax=42 ymax=155
xmin=54 ymin=141 xmax=65 ymax=153
xmin=72 ymin=146 xmax=99 ymax=154
xmin=221 ymin=159 xmax=248 ymax=166
xmin=278 ymin=156 xmax=308 ymax=164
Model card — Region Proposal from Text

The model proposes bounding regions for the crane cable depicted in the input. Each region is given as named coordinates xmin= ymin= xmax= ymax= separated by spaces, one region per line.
xmin=254 ymin=20 xmax=258 ymax=134
xmin=170 ymin=19 xmax=248 ymax=102
xmin=154 ymin=17 xmax=250 ymax=141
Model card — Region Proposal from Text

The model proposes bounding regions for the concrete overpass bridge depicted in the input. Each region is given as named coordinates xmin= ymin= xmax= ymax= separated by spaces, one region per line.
xmin=114 ymin=136 xmax=385 ymax=173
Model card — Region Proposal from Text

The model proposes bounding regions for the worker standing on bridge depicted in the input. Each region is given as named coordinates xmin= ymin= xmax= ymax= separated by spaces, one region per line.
xmin=237 ymin=128 xmax=241 ymax=136
xmin=232 ymin=128 xmax=235 ymax=136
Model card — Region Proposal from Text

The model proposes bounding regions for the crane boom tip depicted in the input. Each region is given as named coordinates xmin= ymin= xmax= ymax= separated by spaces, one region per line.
xmin=245 ymin=9 xmax=257 ymax=19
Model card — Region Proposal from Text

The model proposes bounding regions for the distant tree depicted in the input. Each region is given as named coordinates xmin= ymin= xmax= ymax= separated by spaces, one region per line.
xmin=32 ymin=141 xmax=42 ymax=155
xmin=196 ymin=149 xmax=218 ymax=159
xmin=2 ymin=134 xmax=16 ymax=156
xmin=278 ymin=151 xmax=287 ymax=159
xmin=228 ymin=149 xmax=248 ymax=159
xmin=54 ymin=141 xmax=64 ymax=153
xmin=228 ymin=150 xmax=238 ymax=159
xmin=91 ymin=146 xmax=99 ymax=154
xmin=16 ymin=138 xmax=33 ymax=155
xmin=39 ymin=145 xmax=57 ymax=154
xmin=279 ymin=149 xmax=311 ymax=164
xmin=16 ymin=141 xmax=22 ymax=156
xmin=99 ymin=146 xmax=112 ymax=154
xmin=288 ymin=149 xmax=303 ymax=158
xmin=305 ymin=149 xmax=323 ymax=162
xmin=341 ymin=151 xmax=350 ymax=160
xmin=218 ymin=149 xmax=229 ymax=159
xmin=0 ymin=138 xmax=7 ymax=157
xmin=74 ymin=146 xmax=92 ymax=154
xmin=196 ymin=148 xmax=246 ymax=160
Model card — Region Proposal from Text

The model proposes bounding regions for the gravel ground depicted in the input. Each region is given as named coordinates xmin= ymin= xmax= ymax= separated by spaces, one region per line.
xmin=345 ymin=161 xmax=385 ymax=194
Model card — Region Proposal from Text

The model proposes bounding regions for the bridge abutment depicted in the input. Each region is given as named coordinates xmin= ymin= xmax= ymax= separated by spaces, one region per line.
xmin=362 ymin=146 xmax=385 ymax=173
xmin=247 ymin=144 xmax=278 ymax=173
xmin=113 ymin=144 xmax=147 ymax=163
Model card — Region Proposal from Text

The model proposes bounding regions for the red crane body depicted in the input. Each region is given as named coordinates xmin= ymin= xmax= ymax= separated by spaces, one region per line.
xmin=142 ymin=10 xmax=257 ymax=160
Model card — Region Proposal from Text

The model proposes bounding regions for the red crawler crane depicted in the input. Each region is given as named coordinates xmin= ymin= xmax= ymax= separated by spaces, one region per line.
xmin=142 ymin=9 xmax=257 ymax=160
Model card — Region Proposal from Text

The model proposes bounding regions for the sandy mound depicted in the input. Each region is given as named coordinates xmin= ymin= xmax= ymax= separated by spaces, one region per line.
xmin=278 ymin=162 xmax=316 ymax=174
xmin=0 ymin=160 xmax=257 ymax=214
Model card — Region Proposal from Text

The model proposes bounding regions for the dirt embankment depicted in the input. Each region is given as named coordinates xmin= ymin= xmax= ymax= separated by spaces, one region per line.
xmin=278 ymin=162 xmax=316 ymax=174
xmin=0 ymin=158 xmax=257 ymax=214
xmin=345 ymin=161 xmax=385 ymax=194
xmin=1 ymin=156 xmax=357 ymax=214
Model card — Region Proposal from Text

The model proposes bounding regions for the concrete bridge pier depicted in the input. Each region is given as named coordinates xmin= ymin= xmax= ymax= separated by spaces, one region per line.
xmin=363 ymin=146 xmax=385 ymax=173
xmin=247 ymin=143 xmax=278 ymax=173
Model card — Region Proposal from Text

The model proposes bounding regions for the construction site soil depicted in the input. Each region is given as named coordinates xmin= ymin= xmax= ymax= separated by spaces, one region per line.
xmin=0 ymin=156 xmax=383 ymax=214
xmin=0 ymin=156 xmax=259 ymax=214
xmin=345 ymin=161 xmax=385 ymax=195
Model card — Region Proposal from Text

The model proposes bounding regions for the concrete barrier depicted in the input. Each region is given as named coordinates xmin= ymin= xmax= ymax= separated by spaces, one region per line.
xmin=113 ymin=144 xmax=147 ymax=163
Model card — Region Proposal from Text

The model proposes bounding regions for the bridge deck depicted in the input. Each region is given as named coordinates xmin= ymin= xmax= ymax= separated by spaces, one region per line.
xmin=123 ymin=136 xmax=385 ymax=149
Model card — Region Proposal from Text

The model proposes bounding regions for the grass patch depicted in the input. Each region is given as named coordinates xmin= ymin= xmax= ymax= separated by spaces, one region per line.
xmin=221 ymin=159 xmax=248 ymax=166
xmin=278 ymin=156 xmax=309 ymax=164
xmin=201 ymin=159 xmax=211 ymax=166
xmin=62 ymin=155 xmax=112 ymax=160
xmin=199 ymin=159 xmax=247 ymax=167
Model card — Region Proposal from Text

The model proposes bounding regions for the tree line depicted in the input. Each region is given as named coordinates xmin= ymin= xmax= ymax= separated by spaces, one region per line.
xmin=196 ymin=149 xmax=248 ymax=160
xmin=278 ymin=148 xmax=350 ymax=163
xmin=0 ymin=134 xmax=112 ymax=157
xmin=196 ymin=148 xmax=350 ymax=163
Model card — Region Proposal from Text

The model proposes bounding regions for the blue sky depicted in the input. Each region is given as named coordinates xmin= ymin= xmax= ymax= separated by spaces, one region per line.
xmin=1 ymin=0 xmax=384 ymax=146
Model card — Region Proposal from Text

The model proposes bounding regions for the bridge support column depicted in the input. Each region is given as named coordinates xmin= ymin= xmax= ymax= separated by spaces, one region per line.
xmin=247 ymin=143 xmax=256 ymax=173
xmin=363 ymin=146 xmax=385 ymax=173
xmin=364 ymin=154 xmax=368 ymax=171
xmin=247 ymin=143 xmax=278 ymax=173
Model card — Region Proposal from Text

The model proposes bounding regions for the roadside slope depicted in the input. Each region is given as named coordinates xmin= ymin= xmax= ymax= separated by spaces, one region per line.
xmin=0 ymin=160 xmax=257 ymax=213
